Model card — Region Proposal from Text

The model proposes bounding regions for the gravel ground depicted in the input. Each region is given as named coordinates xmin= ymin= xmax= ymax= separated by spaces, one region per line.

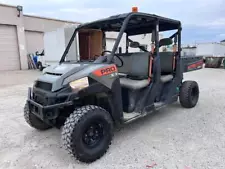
xmin=0 ymin=68 xmax=225 ymax=169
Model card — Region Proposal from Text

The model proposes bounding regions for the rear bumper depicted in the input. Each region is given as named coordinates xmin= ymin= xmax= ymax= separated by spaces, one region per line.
xmin=27 ymin=87 xmax=73 ymax=121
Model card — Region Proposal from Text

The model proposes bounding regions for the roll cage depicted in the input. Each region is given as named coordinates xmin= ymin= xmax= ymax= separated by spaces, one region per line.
xmin=60 ymin=12 xmax=182 ymax=64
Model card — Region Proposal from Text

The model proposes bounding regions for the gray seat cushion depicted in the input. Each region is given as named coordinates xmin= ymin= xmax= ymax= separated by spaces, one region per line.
xmin=160 ymin=75 xmax=173 ymax=83
xmin=120 ymin=78 xmax=149 ymax=90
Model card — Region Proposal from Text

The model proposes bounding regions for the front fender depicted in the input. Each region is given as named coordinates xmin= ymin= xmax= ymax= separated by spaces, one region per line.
xmin=69 ymin=77 xmax=124 ymax=126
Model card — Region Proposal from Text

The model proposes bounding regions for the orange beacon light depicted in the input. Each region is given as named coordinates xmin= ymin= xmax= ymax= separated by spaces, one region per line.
xmin=132 ymin=7 xmax=138 ymax=12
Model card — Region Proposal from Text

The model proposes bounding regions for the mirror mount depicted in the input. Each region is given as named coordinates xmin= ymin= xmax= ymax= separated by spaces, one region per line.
xmin=129 ymin=41 xmax=140 ymax=48
xmin=159 ymin=38 xmax=173 ymax=47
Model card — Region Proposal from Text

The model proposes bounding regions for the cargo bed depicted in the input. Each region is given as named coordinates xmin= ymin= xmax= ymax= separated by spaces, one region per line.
xmin=181 ymin=56 xmax=203 ymax=73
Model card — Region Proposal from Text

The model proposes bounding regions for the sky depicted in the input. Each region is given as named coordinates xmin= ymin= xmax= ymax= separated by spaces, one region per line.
xmin=1 ymin=0 xmax=225 ymax=44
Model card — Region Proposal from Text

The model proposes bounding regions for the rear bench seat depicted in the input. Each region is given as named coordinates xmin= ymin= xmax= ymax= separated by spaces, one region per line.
xmin=115 ymin=51 xmax=175 ymax=90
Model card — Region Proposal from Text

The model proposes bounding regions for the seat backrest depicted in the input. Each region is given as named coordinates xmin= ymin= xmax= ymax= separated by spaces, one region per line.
xmin=160 ymin=52 xmax=174 ymax=75
xmin=114 ymin=51 xmax=174 ymax=77
xmin=114 ymin=52 xmax=149 ymax=78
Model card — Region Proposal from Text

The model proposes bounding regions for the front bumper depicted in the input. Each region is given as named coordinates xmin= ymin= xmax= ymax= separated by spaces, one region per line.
xmin=27 ymin=87 xmax=73 ymax=121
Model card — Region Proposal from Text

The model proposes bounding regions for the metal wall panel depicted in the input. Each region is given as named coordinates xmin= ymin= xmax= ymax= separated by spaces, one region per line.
xmin=196 ymin=43 xmax=225 ymax=57
xmin=25 ymin=30 xmax=44 ymax=54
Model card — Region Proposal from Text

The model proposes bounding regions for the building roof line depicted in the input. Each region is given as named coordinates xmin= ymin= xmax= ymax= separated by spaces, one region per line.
xmin=0 ymin=3 xmax=81 ymax=24
xmin=0 ymin=3 xmax=17 ymax=8
xmin=24 ymin=14 xmax=81 ymax=24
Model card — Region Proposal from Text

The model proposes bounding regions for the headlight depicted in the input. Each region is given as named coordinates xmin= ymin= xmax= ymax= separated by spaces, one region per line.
xmin=69 ymin=77 xmax=89 ymax=90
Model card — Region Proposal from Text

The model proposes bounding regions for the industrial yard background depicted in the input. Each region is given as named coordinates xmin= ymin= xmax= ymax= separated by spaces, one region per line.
xmin=0 ymin=3 xmax=165 ymax=71
xmin=0 ymin=3 xmax=79 ymax=71
xmin=0 ymin=1 xmax=225 ymax=169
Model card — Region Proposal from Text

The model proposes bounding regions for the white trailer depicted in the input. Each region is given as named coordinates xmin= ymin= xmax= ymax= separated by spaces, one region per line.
xmin=37 ymin=26 xmax=117 ymax=70
xmin=196 ymin=42 xmax=225 ymax=57
xmin=37 ymin=25 xmax=80 ymax=70
xmin=195 ymin=42 xmax=225 ymax=68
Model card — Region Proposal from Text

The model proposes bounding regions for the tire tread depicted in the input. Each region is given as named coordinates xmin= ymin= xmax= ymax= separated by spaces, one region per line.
xmin=24 ymin=103 xmax=51 ymax=130
xmin=61 ymin=105 xmax=113 ymax=163
xmin=179 ymin=80 xmax=199 ymax=108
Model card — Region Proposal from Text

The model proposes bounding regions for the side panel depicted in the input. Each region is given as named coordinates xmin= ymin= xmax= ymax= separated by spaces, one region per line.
xmin=89 ymin=64 xmax=123 ymax=124
xmin=90 ymin=64 xmax=119 ymax=89
xmin=108 ymin=78 xmax=123 ymax=124
xmin=181 ymin=56 xmax=203 ymax=72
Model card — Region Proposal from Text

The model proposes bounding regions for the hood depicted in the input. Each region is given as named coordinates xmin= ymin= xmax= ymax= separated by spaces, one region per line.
xmin=37 ymin=62 xmax=106 ymax=92
xmin=43 ymin=62 xmax=90 ymax=75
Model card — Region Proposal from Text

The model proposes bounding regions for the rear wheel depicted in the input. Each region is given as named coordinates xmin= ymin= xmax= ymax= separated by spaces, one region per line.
xmin=24 ymin=103 xmax=52 ymax=130
xmin=61 ymin=105 xmax=113 ymax=163
xmin=37 ymin=62 xmax=43 ymax=71
xmin=179 ymin=81 xmax=199 ymax=108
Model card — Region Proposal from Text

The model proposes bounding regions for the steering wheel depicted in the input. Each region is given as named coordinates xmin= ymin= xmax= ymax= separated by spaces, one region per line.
xmin=101 ymin=50 xmax=123 ymax=67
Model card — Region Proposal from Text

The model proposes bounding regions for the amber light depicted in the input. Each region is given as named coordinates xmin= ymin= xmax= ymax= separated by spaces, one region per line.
xmin=132 ymin=7 xmax=138 ymax=12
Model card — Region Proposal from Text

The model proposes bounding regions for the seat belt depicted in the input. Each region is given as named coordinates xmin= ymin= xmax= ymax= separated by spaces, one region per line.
xmin=148 ymin=44 xmax=154 ymax=82
xmin=148 ymin=31 xmax=155 ymax=82
xmin=172 ymin=35 xmax=178 ymax=71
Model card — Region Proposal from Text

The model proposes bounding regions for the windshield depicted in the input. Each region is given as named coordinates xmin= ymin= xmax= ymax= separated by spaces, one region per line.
xmin=59 ymin=16 xmax=125 ymax=64
xmin=62 ymin=28 xmax=153 ymax=64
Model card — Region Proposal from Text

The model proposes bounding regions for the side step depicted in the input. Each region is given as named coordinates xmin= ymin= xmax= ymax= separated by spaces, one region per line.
xmin=154 ymin=101 xmax=167 ymax=110
xmin=123 ymin=112 xmax=141 ymax=123
xmin=122 ymin=101 xmax=170 ymax=124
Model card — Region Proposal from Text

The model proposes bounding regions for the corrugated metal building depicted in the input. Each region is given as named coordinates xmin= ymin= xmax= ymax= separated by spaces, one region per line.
xmin=0 ymin=3 xmax=79 ymax=71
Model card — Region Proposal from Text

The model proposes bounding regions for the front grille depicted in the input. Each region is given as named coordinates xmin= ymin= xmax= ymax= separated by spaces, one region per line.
xmin=46 ymin=72 xmax=62 ymax=76
xmin=36 ymin=81 xmax=52 ymax=91
xmin=34 ymin=94 xmax=48 ymax=105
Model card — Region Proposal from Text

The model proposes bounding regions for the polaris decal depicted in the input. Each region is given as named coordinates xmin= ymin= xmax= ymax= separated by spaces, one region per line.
xmin=93 ymin=65 xmax=118 ymax=77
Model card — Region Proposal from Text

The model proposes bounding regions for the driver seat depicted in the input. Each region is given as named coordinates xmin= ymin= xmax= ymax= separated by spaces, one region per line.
xmin=115 ymin=52 xmax=150 ymax=90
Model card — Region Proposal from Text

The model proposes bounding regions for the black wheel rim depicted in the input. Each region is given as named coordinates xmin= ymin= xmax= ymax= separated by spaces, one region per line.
xmin=82 ymin=121 xmax=104 ymax=148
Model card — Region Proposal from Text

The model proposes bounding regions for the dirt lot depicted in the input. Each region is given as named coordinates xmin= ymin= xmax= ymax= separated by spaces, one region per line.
xmin=0 ymin=68 xmax=225 ymax=169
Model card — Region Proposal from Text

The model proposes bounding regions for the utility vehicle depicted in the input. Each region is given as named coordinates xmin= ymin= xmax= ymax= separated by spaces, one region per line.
xmin=24 ymin=9 xmax=202 ymax=163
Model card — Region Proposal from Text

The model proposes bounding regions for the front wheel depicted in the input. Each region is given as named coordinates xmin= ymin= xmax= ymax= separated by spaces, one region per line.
xmin=179 ymin=81 xmax=199 ymax=108
xmin=61 ymin=105 xmax=113 ymax=163
xmin=24 ymin=103 xmax=52 ymax=130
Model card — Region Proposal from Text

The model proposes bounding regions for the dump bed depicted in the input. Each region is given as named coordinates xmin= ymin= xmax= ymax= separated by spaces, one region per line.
xmin=181 ymin=56 xmax=203 ymax=73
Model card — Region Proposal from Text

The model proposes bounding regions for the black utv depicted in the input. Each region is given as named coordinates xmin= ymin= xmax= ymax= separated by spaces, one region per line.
xmin=24 ymin=11 xmax=202 ymax=163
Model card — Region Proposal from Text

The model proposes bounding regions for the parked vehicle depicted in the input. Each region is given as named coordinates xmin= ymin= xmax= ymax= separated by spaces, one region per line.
xmin=24 ymin=9 xmax=203 ymax=163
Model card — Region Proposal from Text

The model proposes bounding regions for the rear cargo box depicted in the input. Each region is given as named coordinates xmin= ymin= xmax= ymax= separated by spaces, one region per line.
xmin=181 ymin=56 xmax=203 ymax=72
